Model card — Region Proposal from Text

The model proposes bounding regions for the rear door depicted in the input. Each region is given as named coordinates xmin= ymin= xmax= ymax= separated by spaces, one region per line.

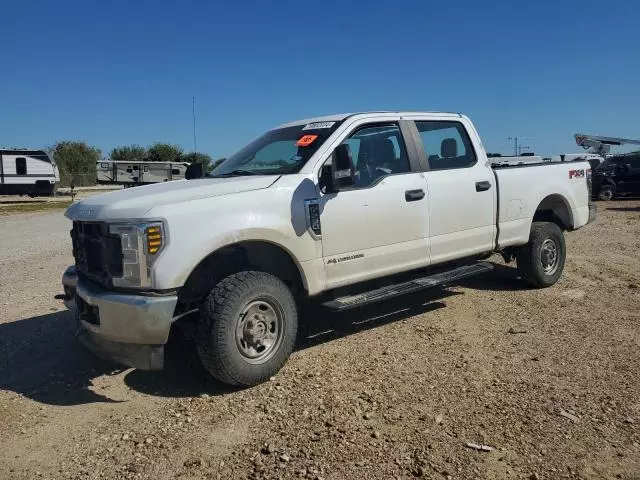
xmin=413 ymin=120 xmax=495 ymax=264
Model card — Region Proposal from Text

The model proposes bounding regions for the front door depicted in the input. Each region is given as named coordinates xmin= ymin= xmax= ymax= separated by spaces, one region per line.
xmin=319 ymin=123 xmax=430 ymax=289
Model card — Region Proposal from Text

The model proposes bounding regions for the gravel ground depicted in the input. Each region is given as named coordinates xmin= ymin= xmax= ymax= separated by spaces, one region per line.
xmin=1 ymin=201 xmax=639 ymax=480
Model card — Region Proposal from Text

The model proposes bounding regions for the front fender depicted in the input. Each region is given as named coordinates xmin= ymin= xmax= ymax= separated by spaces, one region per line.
xmin=174 ymin=226 xmax=316 ymax=289
xmin=146 ymin=181 xmax=323 ymax=291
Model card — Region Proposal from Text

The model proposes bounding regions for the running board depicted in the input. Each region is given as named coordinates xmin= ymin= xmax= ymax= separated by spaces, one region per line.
xmin=321 ymin=262 xmax=493 ymax=311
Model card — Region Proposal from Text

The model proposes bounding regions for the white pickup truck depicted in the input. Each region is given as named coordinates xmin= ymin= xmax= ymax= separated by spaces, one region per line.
xmin=61 ymin=111 xmax=596 ymax=386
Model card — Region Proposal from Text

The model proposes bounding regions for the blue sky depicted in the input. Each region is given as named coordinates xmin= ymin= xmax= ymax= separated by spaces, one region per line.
xmin=1 ymin=0 xmax=639 ymax=158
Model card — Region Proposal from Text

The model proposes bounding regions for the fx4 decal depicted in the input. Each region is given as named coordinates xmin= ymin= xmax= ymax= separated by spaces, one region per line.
xmin=569 ymin=169 xmax=585 ymax=179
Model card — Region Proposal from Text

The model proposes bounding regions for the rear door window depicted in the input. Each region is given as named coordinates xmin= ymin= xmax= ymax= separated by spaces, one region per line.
xmin=414 ymin=121 xmax=477 ymax=170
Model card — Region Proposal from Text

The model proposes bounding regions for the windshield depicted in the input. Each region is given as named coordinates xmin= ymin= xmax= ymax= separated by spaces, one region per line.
xmin=210 ymin=121 xmax=342 ymax=177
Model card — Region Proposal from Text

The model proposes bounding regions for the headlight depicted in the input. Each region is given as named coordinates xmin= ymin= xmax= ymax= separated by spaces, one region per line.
xmin=108 ymin=222 xmax=166 ymax=288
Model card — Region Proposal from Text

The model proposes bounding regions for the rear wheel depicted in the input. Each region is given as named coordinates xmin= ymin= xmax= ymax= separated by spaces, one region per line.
xmin=597 ymin=185 xmax=615 ymax=201
xmin=517 ymin=221 xmax=566 ymax=288
xmin=197 ymin=271 xmax=298 ymax=386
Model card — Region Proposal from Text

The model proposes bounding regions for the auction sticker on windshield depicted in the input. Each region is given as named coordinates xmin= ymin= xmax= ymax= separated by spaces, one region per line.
xmin=302 ymin=121 xmax=336 ymax=130
xmin=296 ymin=135 xmax=318 ymax=147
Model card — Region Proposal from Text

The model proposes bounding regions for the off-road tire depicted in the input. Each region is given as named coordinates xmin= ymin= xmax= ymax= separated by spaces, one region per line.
xmin=517 ymin=221 xmax=566 ymax=288
xmin=597 ymin=185 xmax=615 ymax=201
xmin=197 ymin=271 xmax=298 ymax=387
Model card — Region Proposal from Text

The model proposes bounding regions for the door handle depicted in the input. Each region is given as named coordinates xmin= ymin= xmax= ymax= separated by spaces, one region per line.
xmin=475 ymin=181 xmax=491 ymax=192
xmin=405 ymin=189 xmax=425 ymax=202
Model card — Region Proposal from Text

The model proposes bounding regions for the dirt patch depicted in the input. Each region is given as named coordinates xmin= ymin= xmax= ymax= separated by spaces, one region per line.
xmin=1 ymin=201 xmax=639 ymax=479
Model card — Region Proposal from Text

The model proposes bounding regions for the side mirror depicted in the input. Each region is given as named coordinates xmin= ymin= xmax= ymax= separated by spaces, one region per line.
xmin=185 ymin=162 xmax=204 ymax=180
xmin=330 ymin=144 xmax=355 ymax=191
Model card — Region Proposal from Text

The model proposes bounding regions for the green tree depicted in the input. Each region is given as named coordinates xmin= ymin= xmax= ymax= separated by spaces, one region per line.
xmin=182 ymin=152 xmax=213 ymax=172
xmin=110 ymin=144 xmax=146 ymax=162
xmin=52 ymin=141 xmax=101 ymax=187
xmin=147 ymin=143 xmax=183 ymax=163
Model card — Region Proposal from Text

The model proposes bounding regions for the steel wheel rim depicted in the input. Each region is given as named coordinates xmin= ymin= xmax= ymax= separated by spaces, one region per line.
xmin=235 ymin=298 xmax=284 ymax=364
xmin=601 ymin=189 xmax=613 ymax=200
xmin=540 ymin=238 xmax=559 ymax=275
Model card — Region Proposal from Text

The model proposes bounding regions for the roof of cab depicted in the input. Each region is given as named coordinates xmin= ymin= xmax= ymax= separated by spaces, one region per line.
xmin=276 ymin=113 xmax=354 ymax=128
xmin=275 ymin=111 xmax=462 ymax=129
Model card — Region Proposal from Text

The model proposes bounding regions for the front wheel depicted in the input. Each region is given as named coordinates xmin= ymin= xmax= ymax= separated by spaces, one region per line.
xmin=517 ymin=222 xmax=566 ymax=288
xmin=197 ymin=271 xmax=298 ymax=387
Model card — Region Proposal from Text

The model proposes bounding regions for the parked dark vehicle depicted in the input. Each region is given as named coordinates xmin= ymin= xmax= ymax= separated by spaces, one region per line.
xmin=592 ymin=153 xmax=640 ymax=201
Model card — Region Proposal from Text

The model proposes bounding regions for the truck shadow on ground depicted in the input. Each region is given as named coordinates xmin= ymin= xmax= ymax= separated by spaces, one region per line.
xmin=0 ymin=310 xmax=127 ymax=406
xmin=122 ymin=288 xmax=459 ymax=398
xmin=1 ymin=263 xmax=521 ymax=405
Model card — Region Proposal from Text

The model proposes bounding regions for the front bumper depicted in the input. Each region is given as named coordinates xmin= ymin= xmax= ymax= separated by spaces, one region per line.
xmin=61 ymin=266 xmax=178 ymax=370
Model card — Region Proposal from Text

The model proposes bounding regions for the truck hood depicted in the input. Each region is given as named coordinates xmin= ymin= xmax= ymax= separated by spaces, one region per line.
xmin=66 ymin=175 xmax=280 ymax=221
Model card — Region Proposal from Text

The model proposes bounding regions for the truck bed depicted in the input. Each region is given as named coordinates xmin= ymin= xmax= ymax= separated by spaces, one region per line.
xmin=489 ymin=155 xmax=546 ymax=167
xmin=492 ymin=159 xmax=592 ymax=249
xmin=490 ymin=156 xmax=584 ymax=169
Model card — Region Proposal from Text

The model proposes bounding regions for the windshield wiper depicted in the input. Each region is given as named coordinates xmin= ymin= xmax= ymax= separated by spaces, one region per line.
xmin=211 ymin=169 xmax=263 ymax=178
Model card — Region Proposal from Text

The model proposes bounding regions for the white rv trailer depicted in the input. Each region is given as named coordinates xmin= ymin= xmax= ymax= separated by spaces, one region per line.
xmin=96 ymin=161 xmax=190 ymax=186
xmin=0 ymin=149 xmax=60 ymax=196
